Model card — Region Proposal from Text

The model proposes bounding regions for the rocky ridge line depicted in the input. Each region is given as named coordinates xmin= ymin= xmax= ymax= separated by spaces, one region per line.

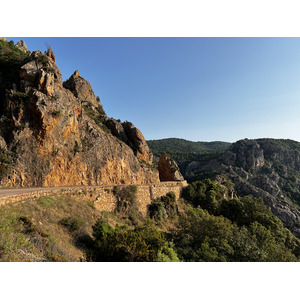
xmin=0 ymin=39 xmax=160 ymax=187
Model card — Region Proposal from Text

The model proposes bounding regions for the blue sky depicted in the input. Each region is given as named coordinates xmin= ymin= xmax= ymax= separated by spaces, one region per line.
xmin=7 ymin=37 xmax=300 ymax=142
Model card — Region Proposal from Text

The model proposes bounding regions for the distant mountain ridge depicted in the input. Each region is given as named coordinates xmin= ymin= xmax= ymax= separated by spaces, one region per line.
xmin=147 ymin=138 xmax=231 ymax=156
xmin=147 ymin=138 xmax=231 ymax=182
xmin=150 ymin=137 xmax=300 ymax=238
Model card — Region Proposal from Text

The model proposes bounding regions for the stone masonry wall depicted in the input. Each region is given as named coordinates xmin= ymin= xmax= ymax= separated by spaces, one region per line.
xmin=0 ymin=181 xmax=188 ymax=216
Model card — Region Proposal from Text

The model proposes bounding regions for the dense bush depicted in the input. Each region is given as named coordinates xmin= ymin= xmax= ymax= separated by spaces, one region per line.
xmin=113 ymin=185 xmax=138 ymax=214
xmin=176 ymin=180 xmax=300 ymax=261
xmin=90 ymin=218 xmax=179 ymax=262
xmin=182 ymin=179 xmax=224 ymax=214
xmin=149 ymin=191 xmax=178 ymax=221
xmin=0 ymin=40 xmax=30 ymax=101
xmin=59 ymin=216 xmax=85 ymax=232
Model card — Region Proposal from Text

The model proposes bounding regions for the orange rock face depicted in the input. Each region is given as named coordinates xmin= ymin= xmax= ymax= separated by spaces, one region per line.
xmin=0 ymin=47 xmax=159 ymax=187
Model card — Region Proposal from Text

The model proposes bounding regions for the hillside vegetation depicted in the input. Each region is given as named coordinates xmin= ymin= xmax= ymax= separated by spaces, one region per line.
xmin=1 ymin=177 xmax=300 ymax=262
xmin=147 ymin=138 xmax=230 ymax=182
xmin=147 ymin=138 xmax=231 ymax=156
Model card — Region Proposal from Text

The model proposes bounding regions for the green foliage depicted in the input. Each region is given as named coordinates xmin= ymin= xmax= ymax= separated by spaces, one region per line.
xmin=82 ymin=102 xmax=107 ymax=129
xmin=59 ymin=216 xmax=85 ymax=232
xmin=155 ymin=241 xmax=180 ymax=262
xmin=36 ymin=54 xmax=49 ymax=67
xmin=257 ymin=138 xmax=300 ymax=152
xmin=0 ymin=150 xmax=12 ymax=177
xmin=38 ymin=196 xmax=55 ymax=207
xmin=0 ymin=40 xmax=29 ymax=67
xmin=175 ymin=180 xmax=300 ymax=261
xmin=219 ymin=196 xmax=286 ymax=240
xmin=74 ymin=143 xmax=81 ymax=153
xmin=0 ymin=210 xmax=33 ymax=261
xmin=149 ymin=200 xmax=165 ymax=221
xmin=13 ymin=91 xmax=28 ymax=99
xmin=147 ymin=139 xmax=231 ymax=183
xmin=52 ymin=110 xmax=61 ymax=117
xmin=0 ymin=40 xmax=30 ymax=111
xmin=147 ymin=138 xmax=231 ymax=156
xmin=91 ymin=218 xmax=168 ymax=261
xmin=114 ymin=185 xmax=138 ymax=214
xmin=173 ymin=207 xmax=234 ymax=262
xmin=182 ymin=179 xmax=224 ymax=214
xmin=99 ymin=124 xmax=111 ymax=134
xmin=149 ymin=191 xmax=178 ymax=221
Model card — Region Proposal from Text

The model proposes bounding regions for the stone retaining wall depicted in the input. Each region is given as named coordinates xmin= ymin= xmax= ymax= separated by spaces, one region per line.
xmin=0 ymin=181 xmax=188 ymax=216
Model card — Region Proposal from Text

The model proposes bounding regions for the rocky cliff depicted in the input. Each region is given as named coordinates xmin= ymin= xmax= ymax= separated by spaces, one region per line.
xmin=0 ymin=39 xmax=159 ymax=187
xmin=192 ymin=138 xmax=300 ymax=237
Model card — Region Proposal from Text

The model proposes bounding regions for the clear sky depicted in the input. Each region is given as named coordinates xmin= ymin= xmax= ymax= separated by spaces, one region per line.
xmin=6 ymin=37 xmax=300 ymax=143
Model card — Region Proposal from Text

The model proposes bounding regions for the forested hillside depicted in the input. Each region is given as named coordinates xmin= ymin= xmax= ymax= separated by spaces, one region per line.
xmin=147 ymin=138 xmax=230 ymax=156
xmin=147 ymin=138 xmax=231 ymax=182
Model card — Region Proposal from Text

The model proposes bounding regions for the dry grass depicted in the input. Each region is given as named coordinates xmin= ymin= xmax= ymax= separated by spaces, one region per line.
xmin=0 ymin=192 xmax=184 ymax=261
xmin=0 ymin=194 xmax=102 ymax=262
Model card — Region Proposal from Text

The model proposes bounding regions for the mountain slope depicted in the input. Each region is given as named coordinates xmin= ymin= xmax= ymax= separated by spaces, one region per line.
xmin=147 ymin=138 xmax=231 ymax=156
xmin=147 ymin=138 xmax=231 ymax=182
xmin=187 ymin=138 xmax=300 ymax=237
xmin=0 ymin=39 xmax=159 ymax=187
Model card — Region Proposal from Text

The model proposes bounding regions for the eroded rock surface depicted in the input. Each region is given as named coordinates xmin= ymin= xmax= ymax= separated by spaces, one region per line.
xmin=194 ymin=138 xmax=300 ymax=237
xmin=158 ymin=153 xmax=184 ymax=181
xmin=0 ymin=41 xmax=159 ymax=187
xmin=16 ymin=40 xmax=30 ymax=53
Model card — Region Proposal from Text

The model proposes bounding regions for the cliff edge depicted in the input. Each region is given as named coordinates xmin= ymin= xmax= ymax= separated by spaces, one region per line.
xmin=0 ymin=39 xmax=159 ymax=187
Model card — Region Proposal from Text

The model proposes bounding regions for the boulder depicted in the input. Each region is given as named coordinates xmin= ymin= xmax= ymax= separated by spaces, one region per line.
xmin=158 ymin=153 xmax=184 ymax=181
xmin=20 ymin=60 xmax=42 ymax=82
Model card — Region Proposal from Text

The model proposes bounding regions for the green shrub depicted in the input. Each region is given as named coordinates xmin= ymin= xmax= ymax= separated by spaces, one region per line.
xmin=148 ymin=191 xmax=178 ymax=221
xmin=36 ymin=54 xmax=49 ymax=67
xmin=87 ymin=201 xmax=95 ymax=209
xmin=114 ymin=185 xmax=138 ymax=214
xmin=149 ymin=200 xmax=165 ymax=221
xmin=91 ymin=218 xmax=166 ymax=262
xmin=38 ymin=196 xmax=55 ymax=207
xmin=74 ymin=144 xmax=81 ymax=153
xmin=52 ymin=110 xmax=61 ymax=117
xmin=0 ymin=210 xmax=33 ymax=261
xmin=155 ymin=241 xmax=180 ymax=262
xmin=0 ymin=40 xmax=30 ymax=106
xmin=99 ymin=124 xmax=111 ymax=134
xmin=182 ymin=179 xmax=223 ymax=214
xmin=59 ymin=216 xmax=85 ymax=232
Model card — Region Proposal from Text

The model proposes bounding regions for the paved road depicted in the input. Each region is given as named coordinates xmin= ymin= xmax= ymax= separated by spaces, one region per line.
xmin=0 ymin=186 xmax=95 ymax=198
xmin=0 ymin=181 xmax=186 ymax=198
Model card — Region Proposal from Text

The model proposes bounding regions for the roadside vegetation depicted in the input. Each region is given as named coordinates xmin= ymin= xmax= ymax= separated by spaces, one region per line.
xmin=1 ymin=178 xmax=300 ymax=262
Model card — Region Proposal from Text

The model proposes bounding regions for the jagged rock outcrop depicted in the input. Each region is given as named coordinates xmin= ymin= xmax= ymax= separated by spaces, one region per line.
xmin=122 ymin=121 xmax=153 ymax=165
xmin=193 ymin=138 xmax=300 ymax=237
xmin=16 ymin=40 xmax=30 ymax=53
xmin=158 ymin=153 xmax=184 ymax=181
xmin=103 ymin=119 xmax=154 ymax=165
xmin=0 ymin=37 xmax=8 ymax=42
xmin=220 ymin=139 xmax=265 ymax=170
xmin=63 ymin=70 xmax=100 ymax=108
xmin=0 ymin=40 xmax=159 ymax=187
